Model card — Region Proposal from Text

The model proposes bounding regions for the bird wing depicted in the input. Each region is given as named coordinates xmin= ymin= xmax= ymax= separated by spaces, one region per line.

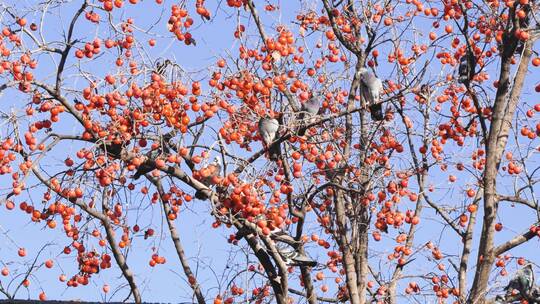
xmin=359 ymin=81 xmax=372 ymax=106
xmin=258 ymin=118 xmax=279 ymax=144
xmin=521 ymin=265 xmax=534 ymax=290
xmin=278 ymin=250 xmax=317 ymax=267
xmin=366 ymin=76 xmax=383 ymax=104
xmin=303 ymin=99 xmax=319 ymax=115
xmin=290 ymin=252 xmax=317 ymax=267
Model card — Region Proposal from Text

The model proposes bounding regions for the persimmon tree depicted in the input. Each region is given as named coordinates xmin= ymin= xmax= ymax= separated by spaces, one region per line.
xmin=1 ymin=0 xmax=540 ymax=303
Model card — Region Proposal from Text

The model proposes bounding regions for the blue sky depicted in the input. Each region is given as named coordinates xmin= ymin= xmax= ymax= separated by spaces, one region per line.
xmin=1 ymin=0 xmax=540 ymax=303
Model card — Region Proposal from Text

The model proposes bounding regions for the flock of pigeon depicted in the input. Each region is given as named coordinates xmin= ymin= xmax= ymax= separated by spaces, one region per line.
xmin=257 ymin=67 xmax=385 ymax=163
xmin=130 ymin=61 xmax=478 ymax=268
xmin=144 ymin=51 xmax=478 ymax=187
xmin=190 ymin=67 xmax=386 ymax=267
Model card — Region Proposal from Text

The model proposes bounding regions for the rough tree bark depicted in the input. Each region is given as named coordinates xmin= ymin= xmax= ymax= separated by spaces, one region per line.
xmin=468 ymin=34 xmax=535 ymax=304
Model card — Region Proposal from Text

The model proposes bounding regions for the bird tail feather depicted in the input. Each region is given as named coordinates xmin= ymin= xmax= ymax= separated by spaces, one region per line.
xmin=298 ymin=125 xmax=307 ymax=136
xmin=268 ymin=144 xmax=280 ymax=161
xmin=297 ymin=112 xmax=307 ymax=136
xmin=370 ymin=103 xmax=384 ymax=121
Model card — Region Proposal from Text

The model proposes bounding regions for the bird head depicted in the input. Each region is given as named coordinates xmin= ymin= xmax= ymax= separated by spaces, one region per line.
xmin=357 ymin=67 xmax=369 ymax=78
xmin=302 ymin=97 xmax=320 ymax=115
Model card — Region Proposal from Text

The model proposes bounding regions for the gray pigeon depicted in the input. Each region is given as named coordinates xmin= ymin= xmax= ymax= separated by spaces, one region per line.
xmin=270 ymin=228 xmax=315 ymax=266
xmin=458 ymin=51 xmax=476 ymax=85
xmin=258 ymin=117 xmax=280 ymax=161
xmin=505 ymin=264 xmax=535 ymax=298
xmin=358 ymin=68 xmax=384 ymax=121
xmin=194 ymin=157 xmax=222 ymax=200
xmin=298 ymin=97 xmax=320 ymax=136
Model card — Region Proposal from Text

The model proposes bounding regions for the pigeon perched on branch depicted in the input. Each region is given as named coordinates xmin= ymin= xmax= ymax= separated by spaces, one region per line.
xmin=276 ymin=246 xmax=317 ymax=267
xmin=458 ymin=50 xmax=476 ymax=85
xmin=258 ymin=117 xmax=280 ymax=161
xmin=358 ymin=68 xmax=384 ymax=121
xmin=297 ymin=97 xmax=320 ymax=136
xmin=505 ymin=264 xmax=535 ymax=298
xmin=235 ymin=224 xmax=316 ymax=267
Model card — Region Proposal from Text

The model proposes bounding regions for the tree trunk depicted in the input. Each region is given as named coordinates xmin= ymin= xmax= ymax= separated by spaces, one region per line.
xmin=469 ymin=37 xmax=533 ymax=304
xmin=335 ymin=192 xmax=361 ymax=304
xmin=355 ymin=209 xmax=369 ymax=304
xmin=102 ymin=219 xmax=142 ymax=303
